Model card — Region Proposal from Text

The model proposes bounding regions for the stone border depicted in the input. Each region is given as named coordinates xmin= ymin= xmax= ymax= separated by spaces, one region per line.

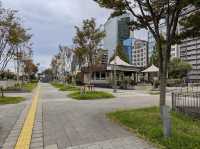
xmin=30 ymin=102 xmax=44 ymax=149
xmin=2 ymin=103 xmax=30 ymax=149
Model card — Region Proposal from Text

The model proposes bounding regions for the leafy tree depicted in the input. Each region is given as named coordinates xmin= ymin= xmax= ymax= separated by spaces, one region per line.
xmin=110 ymin=43 xmax=129 ymax=63
xmin=94 ymin=0 xmax=196 ymax=137
xmin=150 ymin=47 xmax=159 ymax=67
xmin=150 ymin=36 xmax=166 ymax=67
xmin=42 ymin=68 xmax=53 ymax=81
xmin=73 ymin=18 xmax=106 ymax=84
xmin=73 ymin=47 xmax=87 ymax=69
xmin=168 ymin=58 xmax=192 ymax=79
xmin=0 ymin=5 xmax=31 ymax=72
xmin=51 ymin=56 xmax=59 ymax=80
xmin=24 ymin=60 xmax=38 ymax=81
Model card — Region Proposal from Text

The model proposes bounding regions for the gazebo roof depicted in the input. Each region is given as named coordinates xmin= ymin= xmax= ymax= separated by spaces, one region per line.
xmin=110 ymin=56 xmax=132 ymax=66
xmin=142 ymin=64 xmax=159 ymax=73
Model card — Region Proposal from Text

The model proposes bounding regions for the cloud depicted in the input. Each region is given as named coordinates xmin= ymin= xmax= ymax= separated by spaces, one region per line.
xmin=2 ymin=0 xmax=111 ymax=71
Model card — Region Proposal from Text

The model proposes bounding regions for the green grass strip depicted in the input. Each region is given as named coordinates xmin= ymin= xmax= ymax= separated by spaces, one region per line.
xmin=108 ymin=107 xmax=200 ymax=149
xmin=69 ymin=91 xmax=115 ymax=100
xmin=0 ymin=96 xmax=25 ymax=105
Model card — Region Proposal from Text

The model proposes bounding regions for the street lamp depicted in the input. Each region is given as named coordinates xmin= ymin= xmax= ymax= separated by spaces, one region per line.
xmin=113 ymin=49 xmax=117 ymax=93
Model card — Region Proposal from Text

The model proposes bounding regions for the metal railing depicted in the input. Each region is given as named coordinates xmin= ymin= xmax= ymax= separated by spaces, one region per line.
xmin=172 ymin=91 xmax=200 ymax=118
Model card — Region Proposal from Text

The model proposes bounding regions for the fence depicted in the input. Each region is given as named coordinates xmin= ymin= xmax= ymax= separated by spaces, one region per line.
xmin=172 ymin=91 xmax=200 ymax=118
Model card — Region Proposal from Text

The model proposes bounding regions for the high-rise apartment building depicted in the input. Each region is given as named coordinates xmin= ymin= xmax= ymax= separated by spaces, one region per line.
xmin=178 ymin=6 xmax=200 ymax=80
xmin=132 ymin=39 xmax=148 ymax=67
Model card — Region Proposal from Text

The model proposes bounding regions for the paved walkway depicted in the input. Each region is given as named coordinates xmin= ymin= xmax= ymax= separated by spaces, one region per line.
xmin=1 ymin=83 xmax=170 ymax=149
xmin=0 ymin=93 xmax=32 ymax=149
xmin=41 ymin=83 xmax=158 ymax=149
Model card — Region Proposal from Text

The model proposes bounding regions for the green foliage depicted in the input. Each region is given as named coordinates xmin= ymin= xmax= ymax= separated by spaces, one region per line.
xmin=150 ymin=48 xmax=159 ymax=67
xmin=5 ymin=82 xmax=37 ymax=92
xmin=0 ymin=96 xmax=25 ymax=104
xmin=24 ymin=60 xmax=38 ymax=78
xmin=167 ymin=79 xmax=183 ymax=87
xmin=108 ymin=107 xmax=200 ymax=149
xmin=69 ymin=91 xmax=114 ymax=100
xmin=73 ymin=18 xmax=106 ymax=69
xmin=168 ymin=58 xmax=192 ymax=79
xmin=0 ymin=5 xmax=32 ymax=71
xmin=21 ymin=82 xmax=37 ymax=92
xmin=0 ymin=71 xmax=16 ymax=80
xmin=51 ymin=82 xmax=64 ymax=88
xmin=110 ymin=43 xmax=129 ymax=63
xmin=59 ymin=85 xmax=79 ymax=91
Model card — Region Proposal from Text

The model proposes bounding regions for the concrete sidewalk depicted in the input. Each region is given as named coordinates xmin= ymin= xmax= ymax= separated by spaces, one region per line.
xmin=1 ymin=83 xmax=161 ymax=149
xmin=0 ymin=92 xmax=32 ymax=149
xmin=41 ymin=83 xmax=157 ymax=149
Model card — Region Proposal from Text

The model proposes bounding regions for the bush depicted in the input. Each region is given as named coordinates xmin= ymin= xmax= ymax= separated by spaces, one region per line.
xmin=167 ymin=79 xmax=182 ymax=87
xmin=153 ymin=79 xmax=183 ymax=87
xmin=30 ymin=80 xmax=38 ymax=83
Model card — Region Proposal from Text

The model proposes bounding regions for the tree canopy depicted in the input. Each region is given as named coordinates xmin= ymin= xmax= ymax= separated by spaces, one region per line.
xmin=168 ymin=58 xmax=192 ymax=79
xmin=73 ymin=18 xmax=105 ymax=68
xmin=0 ymin=3 xmax=32 ymax=71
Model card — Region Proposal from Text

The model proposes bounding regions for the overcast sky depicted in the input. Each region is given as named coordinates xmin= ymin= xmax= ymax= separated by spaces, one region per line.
xmin=2 ymin=0 xmax=147 ymax=71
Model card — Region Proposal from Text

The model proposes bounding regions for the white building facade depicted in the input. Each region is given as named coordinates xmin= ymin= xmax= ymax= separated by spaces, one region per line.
xmin=132 ymin=39 xmax=148 ymax=67
xmin=178 ymin=6 xmax=200 ymax=80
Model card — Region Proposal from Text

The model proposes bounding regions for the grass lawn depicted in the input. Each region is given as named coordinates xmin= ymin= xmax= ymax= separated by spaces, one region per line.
xmin=51 ymin=82 xmax=64 ymax=89
xmin=51 ymin=82 xmax=79 ymax=91
xmin=69 ymin=91 xmax=115 ymax=100
xmin=108 ymin=107 xmax=200 ymax=149
xmin=21 ymin=82 xmax=37 ymax=92
xmin=0 ymin=96 xmax=25 ymax=105
xmin=5 ymin=82 xmax=37 ymax=92
xmin=59 ymin=85 xmax=79 ymax=91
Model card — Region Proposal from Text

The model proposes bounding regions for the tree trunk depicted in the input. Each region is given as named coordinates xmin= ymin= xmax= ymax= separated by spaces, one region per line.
xmin=159 ymin=43 xmax=171 ymax=138
xmin=1 ymin=87 xmax=4 ymax=97
xmin=17 ymin=60 xmax=20 ymax=85
xmin=160 ymin=71 xmax=167 ymax=106
xmin=88 ymin=63 xmax=93 ymax=85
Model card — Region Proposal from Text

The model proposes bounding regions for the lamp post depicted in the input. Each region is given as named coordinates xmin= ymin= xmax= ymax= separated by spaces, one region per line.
xmin=113 ymin=49 xmax=117 ymax=93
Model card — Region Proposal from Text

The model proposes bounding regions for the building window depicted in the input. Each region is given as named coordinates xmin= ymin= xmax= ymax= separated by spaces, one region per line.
xmin=96 ymin=72 xmax=100 ymax=80
xmin=101 ymin=72 xmax=106 ymax=80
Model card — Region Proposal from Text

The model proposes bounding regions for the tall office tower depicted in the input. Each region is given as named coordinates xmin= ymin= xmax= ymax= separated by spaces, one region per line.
xmin=123 ymin=38 xmax=134 ymax=64
xmin=103 ymin=14 xmax=131 ymax=61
